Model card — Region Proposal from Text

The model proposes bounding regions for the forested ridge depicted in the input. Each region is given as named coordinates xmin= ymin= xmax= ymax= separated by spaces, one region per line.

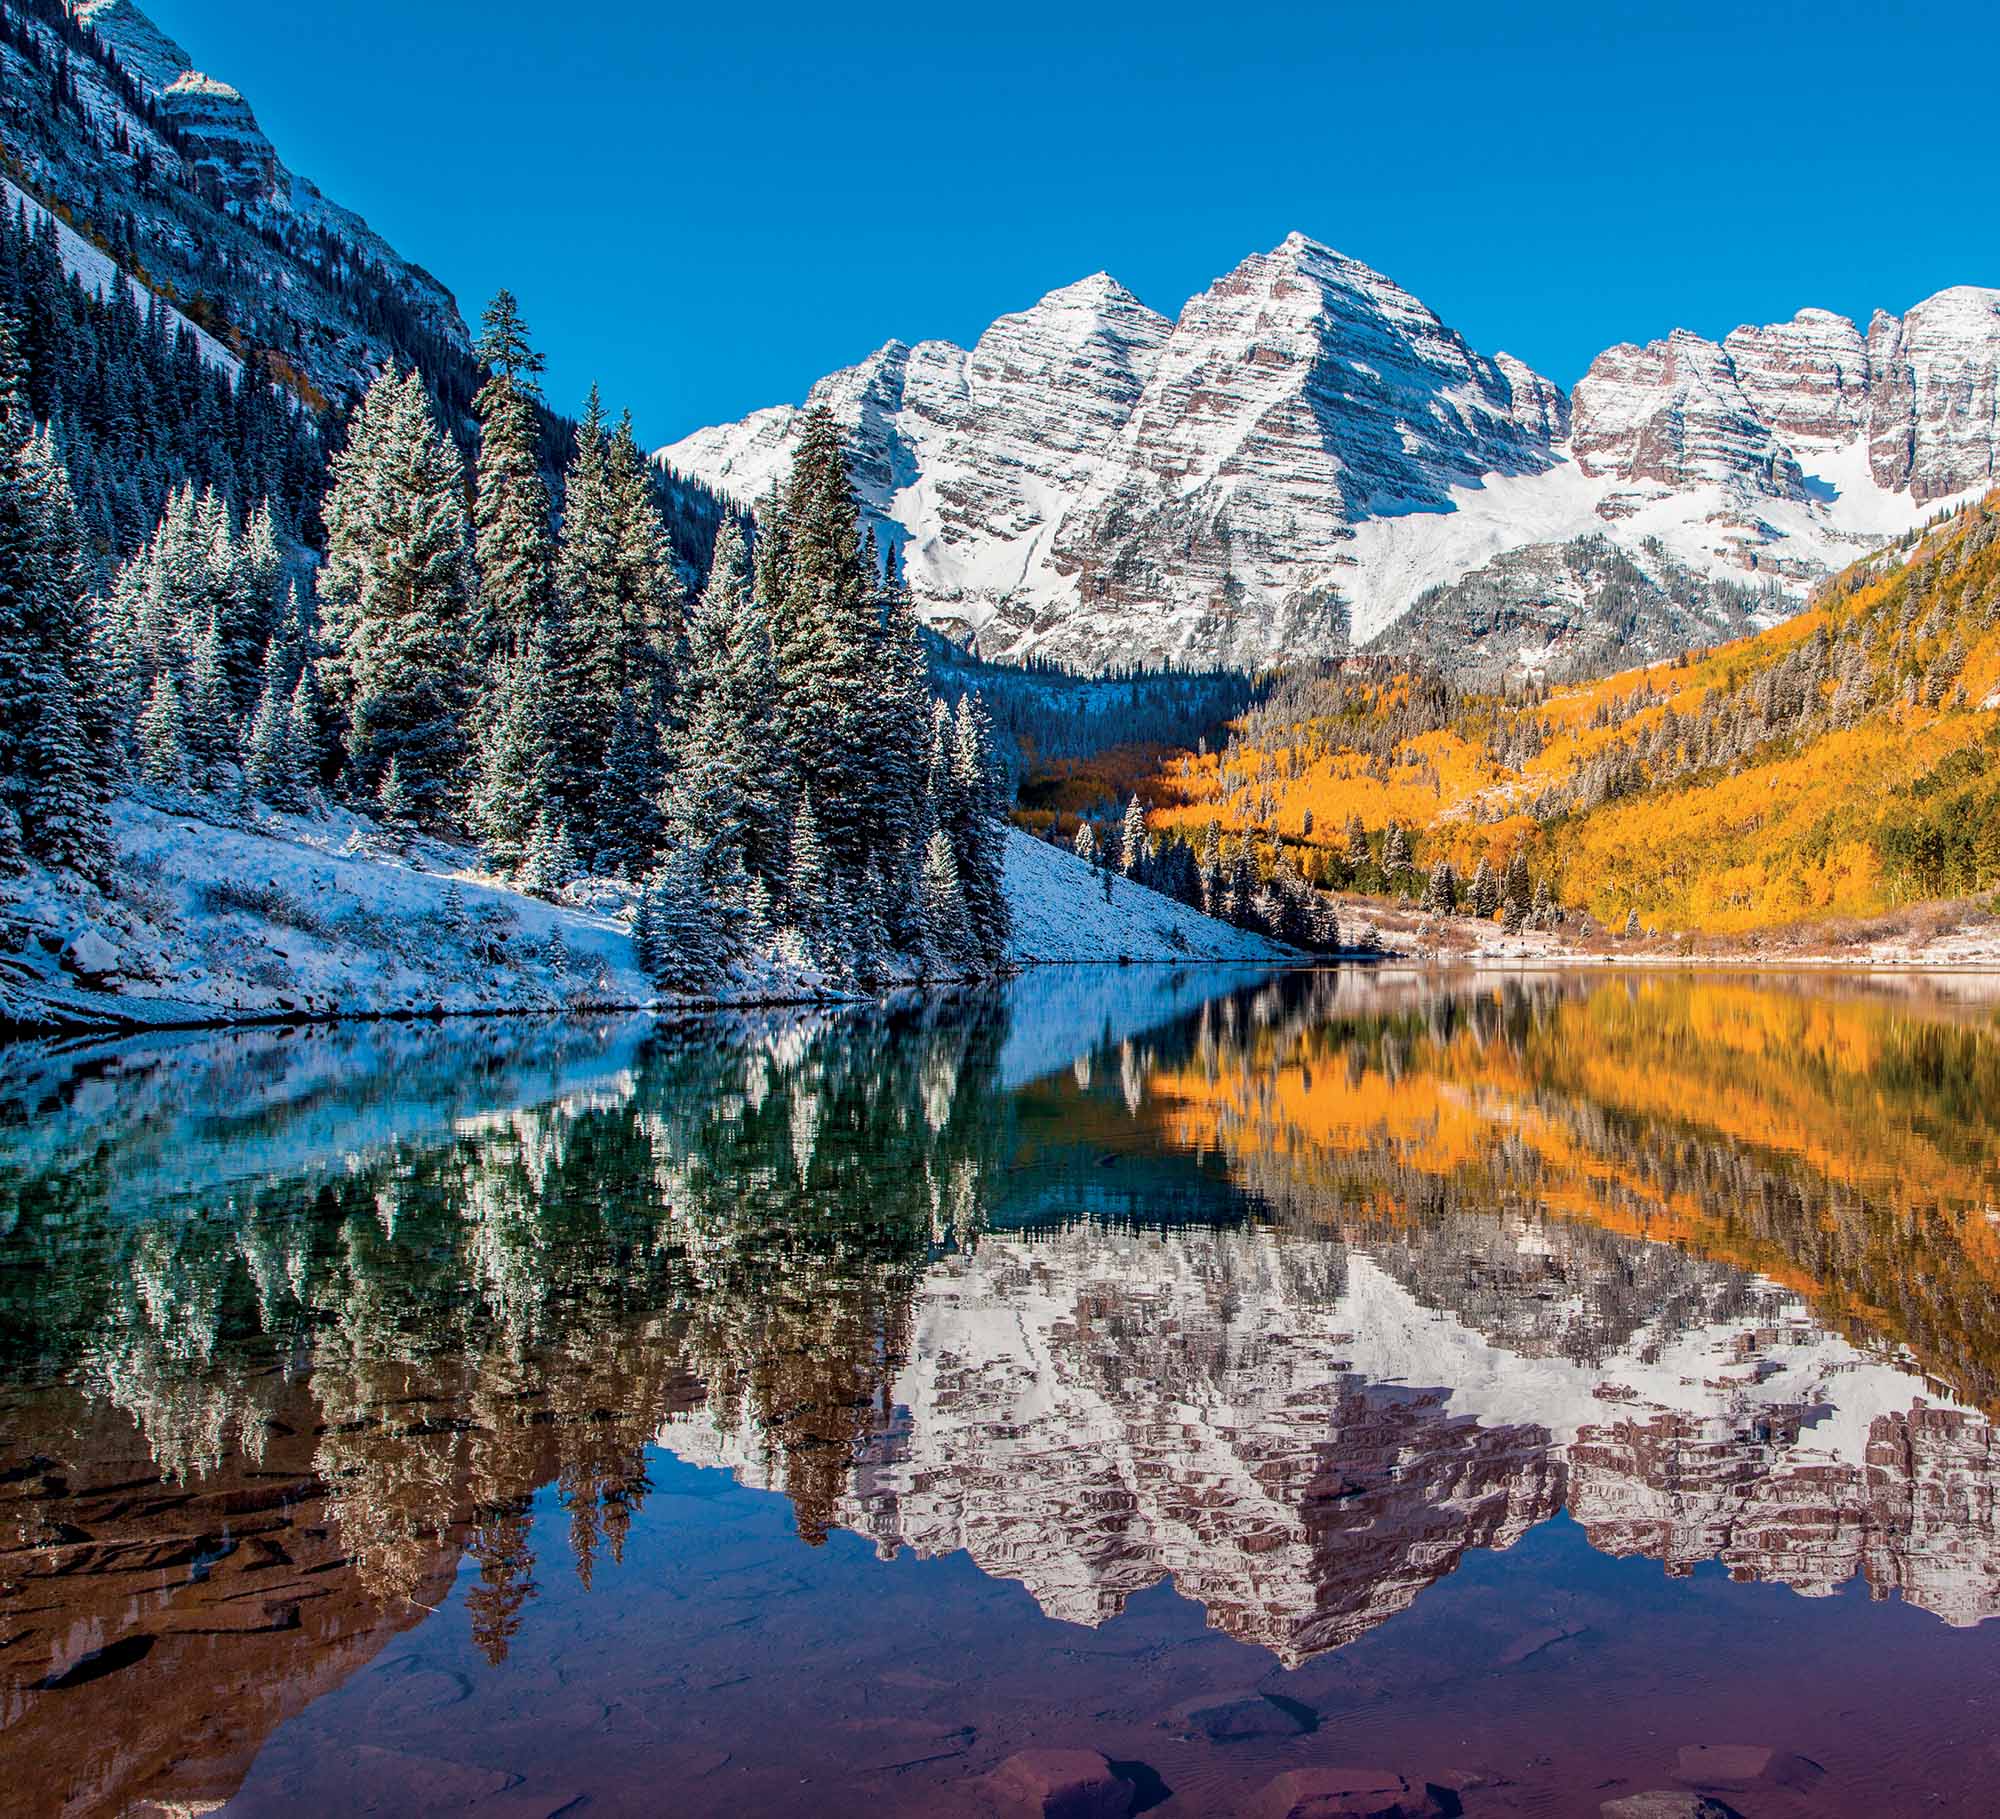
xmin=1138 ymin=495 xmax=2000 ymax=936
xmin=0 ymin=278 xmax=1013 ymax=996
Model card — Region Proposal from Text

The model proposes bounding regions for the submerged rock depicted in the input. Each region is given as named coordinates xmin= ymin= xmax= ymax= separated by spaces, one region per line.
xmin=986 ymin=1748 xmax=1135 ymax=1819
xmin=1253 ymin=1765 xmax=1460 ymax=1818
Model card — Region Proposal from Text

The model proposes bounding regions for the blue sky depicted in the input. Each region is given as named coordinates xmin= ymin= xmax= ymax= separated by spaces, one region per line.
xmin=147 ymin=0 xmax=1998 ymax=447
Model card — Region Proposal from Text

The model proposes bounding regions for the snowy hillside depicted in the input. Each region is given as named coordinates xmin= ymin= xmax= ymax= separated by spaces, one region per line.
xmin=662 ymin=233 xmax=2000 ymax=676
xmin=1002 ymin=828 xmax=1295 ymax=964
xmin=0 ymin=810 xmax=1291 ymax=1032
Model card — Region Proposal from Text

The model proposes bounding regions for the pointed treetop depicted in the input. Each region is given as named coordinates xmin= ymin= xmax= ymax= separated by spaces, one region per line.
xmin=476 ymin=290 xmax=546 ymax=395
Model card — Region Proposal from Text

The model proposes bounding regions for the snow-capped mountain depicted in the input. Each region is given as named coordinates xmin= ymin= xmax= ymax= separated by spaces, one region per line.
xmin=662 ymin=236 xmax=2000 ymax=676
xmin=4 ymin=0 xmax=468 ymax=405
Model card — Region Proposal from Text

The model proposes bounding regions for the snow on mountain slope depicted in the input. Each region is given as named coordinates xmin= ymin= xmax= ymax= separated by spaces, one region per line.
xmin=2 ymin=177 xmax=244 ymax=382
xmin=663 ymin=236 xmax=2000 ymax=676
xmin=1002 ymin=828 xmax=1295 ymax=965
xmin=2 ymin=0 xmax=468 ymax=411
xmin=0 ymin=813 xmax=1282 ymax=1032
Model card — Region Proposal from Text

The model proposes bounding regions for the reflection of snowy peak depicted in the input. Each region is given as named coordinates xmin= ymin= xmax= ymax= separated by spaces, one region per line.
xmin=660 ymin=1218 xmax=1999 ymax=1661
xmin=664 ymin=238 xmax=2000 ymax=676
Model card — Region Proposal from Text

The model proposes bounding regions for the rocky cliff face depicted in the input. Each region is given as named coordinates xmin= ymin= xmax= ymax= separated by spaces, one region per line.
xmin=6 ymin=0 xmax=469 ymax=405
xmin=664 ymin=239 xmax=2000 ymax=677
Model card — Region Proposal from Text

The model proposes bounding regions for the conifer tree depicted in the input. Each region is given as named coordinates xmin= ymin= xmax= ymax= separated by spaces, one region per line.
xmin=183 ymin=610 xmax=235 ymax=786
xmin=2 ymin=417 xmax=112 ymax=875
xmin=1120 ymin=794 xmax=1148 ymax=875
xmin=1344 ymin=812 xmax=1369 ymax=870
xmin=286 ymin=664 xmax=328 ymax=791
xmin=22 ymin=666 xmax=107 ymax=878
xmin=786 ymin=788 xmax=831 ymax=941
xmin=949 ymin=693 xmax=1010 ymax=963
xmin=677 ymin=518 xmax=779 ymax=889
xmin=641 ymin=842 xmax=723 ymax=993
xmin=376 ymin=756 xmax=414 ymax=849
xmin=1383 ymin=821 xmax=1411 ymax=880
xmin=318 ymin=369 xmax=474 ymax=822
xmin=1468 ymin=855 xmax=1499 ymax=919
xmin=137 ymin=669 xmax=187 ymax=789
xmin=243 ymin=639 xmax=306 ymax=810
xmin=921 ymin=827 xmax=973 ymax=972
xmin=1073 ymin=821 xmax=1098 ymax=866
xmin=519 ymin=808 xmax=578 ymax=898
xmin=607 ymin=410 xmax=680 ymax=686
xmin=550 ymin=388 xmax=625 ymax=842
xmin=471 ymin=291 xmax=554 ymax=660
xmin=593 ymin=687 xmax=664 ymax=880
xmin=762 ymin=406 xmax=882 ymax=883
xmin=469 ymin=639 xmax=557 ymax=868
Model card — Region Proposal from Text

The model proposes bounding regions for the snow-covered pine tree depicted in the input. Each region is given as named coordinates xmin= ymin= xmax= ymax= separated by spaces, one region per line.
xmin=21 ymin=665 xmax=108 ymax=878
xmin=1 ymin=417 xmax=113 ymax=876
xmin=468 ymin=635 xmax=556 ymax=869
xmin=1420 ymin=860 xmax=1457 ymax=914
xmin=606 ymin=410 xmax=680 ymax=685
xmin=593 ymin=687 xmax=664 ymax=880
xmin=785 ymin=787 xmax=832 ymax=951
xmin=1468 ymin=855 xmax=1499 ymax=918
xmin=762 ymin=406 xmax=881 ymax=892
xmin=640 ymin=842 xmax=723 ymax=993
xmin=243 ymin=637 xmax=306 ymax=810
xmin=374 ymin=756 xmax=417 ymax=852
xmin=318 ymin=369 xmax=475 ymax=824
xmin=549 ymin=388 xmax=625 ymax=849
xmin=182 ymin=610 xmax=235 ymax=788
xmin=286 ymin=663 xmax=328 ymax=791
xmin=949 ymin=692 xmax=1010 ymax=965
xmin=676 ymin=518 xmax=773 ymax=894
xmin=442 ymin=876 xmax=468 ymax=933
xmin=1503 ymin=849 xmax=1532 ymax=915
xmin=1383 ymin=821 xmax=1411 ymax=879
xmin=865 ymin=544 xmax=933 ymax=950
xmin=137 ymin=669 xmax=188 ymax=789
xmin=520 ymin=808 xmax=578 ymax=899
xmin=1120 ymin=794 xmax=1147 ymax=875
xmin=471 ymin=291 xmax=554 ymax=660
xmin=1073 ymin=820 xmax=1098 ymax=866
xmin=921 ymin=827 xmax=973 ymax=974
xmin=1344 ymin=812 xmax=1369 ymax=870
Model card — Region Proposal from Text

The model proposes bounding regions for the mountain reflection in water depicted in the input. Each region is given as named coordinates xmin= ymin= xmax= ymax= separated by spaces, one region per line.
xmin=4 ymin=968 xmax=2000 ymax=1817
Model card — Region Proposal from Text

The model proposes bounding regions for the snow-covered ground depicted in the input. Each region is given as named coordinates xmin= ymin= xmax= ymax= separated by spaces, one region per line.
xmin=1002 ymin=828 xmax=1295 ymax=965
xmin=0 ymin=806 xmax=1295 ymax=1033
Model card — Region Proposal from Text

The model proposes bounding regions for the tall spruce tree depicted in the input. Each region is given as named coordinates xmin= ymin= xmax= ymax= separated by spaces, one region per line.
xmin=762 ymin=406 xmax=882 ymax=887
xmin=551 ymin=387 xmax=624 ymax=844
xmin=471 ymin=291 xmax=554 ymax=659
xmin=949 ymin=692 xmax=1010 ymax=963
xmin=468 ymin=635 xmax=556 ymax=869
xmin=318 ymin=369 xmax=475 ymax=823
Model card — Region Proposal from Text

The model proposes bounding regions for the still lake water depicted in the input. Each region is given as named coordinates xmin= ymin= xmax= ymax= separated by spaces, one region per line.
xmin=5 ymin=967 xmax=2000 ymax=1817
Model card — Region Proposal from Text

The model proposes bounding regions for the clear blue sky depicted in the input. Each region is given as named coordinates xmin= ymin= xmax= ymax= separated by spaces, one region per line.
xmin=146 ymin=0 xmax=1998 ymax=448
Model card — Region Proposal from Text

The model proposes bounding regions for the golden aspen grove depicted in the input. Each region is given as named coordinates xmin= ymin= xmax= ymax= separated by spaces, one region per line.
xmin=1128 ymin=493 xmax=2000 ymax=937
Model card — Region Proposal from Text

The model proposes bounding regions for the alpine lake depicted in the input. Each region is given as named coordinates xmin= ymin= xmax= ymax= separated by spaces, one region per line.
xmin=5 ymin=965 xmax=2000 ymax=1818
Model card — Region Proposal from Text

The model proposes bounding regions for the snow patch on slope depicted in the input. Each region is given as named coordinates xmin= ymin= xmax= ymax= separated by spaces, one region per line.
xmin=3 ymin=177 xmax=244 ymax=382
xmin=1003 ymin=828 xmax=1295 ymax=966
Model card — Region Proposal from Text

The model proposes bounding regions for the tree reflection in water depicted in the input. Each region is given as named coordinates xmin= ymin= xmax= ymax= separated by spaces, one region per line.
xmin=4 ymin=969 xmax=2000 ymax=1815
